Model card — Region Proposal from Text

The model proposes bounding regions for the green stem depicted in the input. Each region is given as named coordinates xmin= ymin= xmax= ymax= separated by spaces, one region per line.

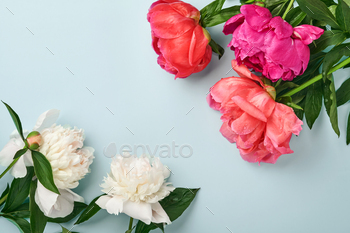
xmin=0 ymin=193 xmax=8 ymax=206
xmin=0 ymin=158 xmax=20 ymax=179
xmin=128 ymin=217 xmax=134 ymax=232
xmin=282 ymin=0 xmax=295 ymax=19
xmin=282 ymin=57 xmax=350 ymax=97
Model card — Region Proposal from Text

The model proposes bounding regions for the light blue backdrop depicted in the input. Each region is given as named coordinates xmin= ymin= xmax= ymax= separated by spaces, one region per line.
xmin=1 ymin=0 xmax=350 ymax=232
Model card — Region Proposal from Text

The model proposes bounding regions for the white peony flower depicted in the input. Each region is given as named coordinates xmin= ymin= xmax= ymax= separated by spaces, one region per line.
xmin=0 ymin=110 xmax=94 ymax=218
xmin=35 ymin=124 xmax=94 ymax=218
xmin=96 ymin=155 xmax=174 ymax=225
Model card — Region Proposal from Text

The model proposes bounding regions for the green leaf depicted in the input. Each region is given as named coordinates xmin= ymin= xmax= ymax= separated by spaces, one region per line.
xmin=61 ymin=226 xmax=78 ymax=233
xmin=323 ymin=74 xmax=340 ymax=136
xmin=322 ymin=43 xmax=350 ymax=81
xmin=309 ymin=30 xmax=347 ymax=54
xmin=293 ymin=91 xmax=307 ymax=120
xmin=2 ymin=101 xmax=25 ymax=141
xmin=7 ymin=203 xmax=30 ymax=218
xmin=13 ymin=148 xmax=28 ymax=160
xmin=321 ymin=0 xmax=337 ymax=6
xmin=31 ymin=151 xmax=60 ymax=195
xmin=3 ymin=215 xmax=31 ymax=233
xmin=276 ymin=82 xmax=299 ymax=96
xmin=200 ymin=0 xmax=226 ymax=20
xmin=336 ymin=0 xmax=350 ymax=32
xmin=271 ymin=1 xmax=288 ymax=17
xmin=2 ymin=167 xmax=34 ymax=213
xmin=285 ymin=7 xmax=307 ymax=27
xmin=296 ymin=0 xmax=340 ymax=29
xmin=135 ymin=188 xmax=200 ymax=233
xmin=328 ymin=5 xmax=337 ymax=16
xmin=209 ymin=39 xmax=225 ymax=59
xmin=266 ymin=0 xmax=288 ymax=8
xmin=30 ymin=180 xmax=47 ymax=233
xmin=0 ymin=184 xmax=10 ymax=208
xmin=74 ymin=195 xmax=105 ymax=225
xmin=336 ymin=77 xmax=350 ymax=106
xmin=304 ymin=80 xmax=323 ymax=129
xmin=201 ymin=5 xmax=241 ymax=27
xmin=346 ymin=112 xmax=350 ymax=144
xmin=48 ymin=202 xmax=87 ymax=223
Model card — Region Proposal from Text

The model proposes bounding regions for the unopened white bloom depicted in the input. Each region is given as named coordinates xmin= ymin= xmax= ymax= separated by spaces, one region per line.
xmin=96 ymin=155 xmax=174 ymax=225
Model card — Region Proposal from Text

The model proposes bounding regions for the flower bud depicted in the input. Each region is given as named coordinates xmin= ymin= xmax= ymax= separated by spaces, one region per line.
xmin=26 ymin=131 xmax=42 ymax=150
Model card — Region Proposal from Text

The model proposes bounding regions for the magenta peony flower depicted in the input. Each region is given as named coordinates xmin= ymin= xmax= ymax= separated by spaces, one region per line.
xmin=207 ymin=60 xmax=303 ymax=164
xmin=147 ymin=0 xmax=212 ymax=79
xmin=223 ymin=4 xmax=324 ymax=82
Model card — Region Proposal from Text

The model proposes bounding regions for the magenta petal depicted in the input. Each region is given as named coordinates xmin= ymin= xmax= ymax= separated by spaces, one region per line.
xmin=293 ymin=25 xmax=324 ymax=45
xmin=269 ymin=17 xmax=293 ymax=39
xmin=223 ymin=14 xmax=245 ymax=35
xmin=240 ymin=4 xmax=271 ymax=31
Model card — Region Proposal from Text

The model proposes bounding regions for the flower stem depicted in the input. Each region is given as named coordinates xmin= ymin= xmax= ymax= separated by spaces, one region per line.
xmin=282 ymin=0 xmax=295 ymax=20
xmin=0 ymin=193 xmax=8 ymax=206
xmin=0 ymin=157 xmax=20 ymax=179
xmin=128 ymin=217 xmax=134 ymax=232
xmin=281 ymin=57 xmax=350 ymax=97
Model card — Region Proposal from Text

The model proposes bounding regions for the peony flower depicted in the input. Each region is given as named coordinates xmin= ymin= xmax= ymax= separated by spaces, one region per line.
xmin=96 ymin=155 xmax=174 ymax=225
xmin=35 ymin=124 xmax=94 ymax=218
xmin=223 ymin=4 xmax=323 ymax=82
xmin=207 ymin=60 xmax=303 ymax=163
xmin=147 ymin=0 xmax=212 ymax=79
xmin=0 ymin=110 xmax=94 ymax=218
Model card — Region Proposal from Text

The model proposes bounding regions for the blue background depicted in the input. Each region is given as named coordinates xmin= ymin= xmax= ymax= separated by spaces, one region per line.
xmin=1 ymin=0 xmax=350 ymax=232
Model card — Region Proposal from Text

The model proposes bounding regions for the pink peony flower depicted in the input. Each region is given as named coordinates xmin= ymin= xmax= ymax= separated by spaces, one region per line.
xmin=147 ymin=0 xmax=212 ymax=79
xmin=223 ymin=4 xmax=324 ymax=82
xmin=207 ymin=60 xmax=303 ymax=164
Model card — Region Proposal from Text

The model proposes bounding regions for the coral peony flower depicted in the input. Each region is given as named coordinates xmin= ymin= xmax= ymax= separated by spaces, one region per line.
xmin=0 ymin=110 xmax=94 ymax=218
xmin=96 ymin=155 xmax=174 ymax=225
xmin=207 ymin=60 xmax=303 ymax=164
xmin=223 ymin=4 xmax=323 ymax=82
xmin=147 ymin=0 xmax=212 ymax=79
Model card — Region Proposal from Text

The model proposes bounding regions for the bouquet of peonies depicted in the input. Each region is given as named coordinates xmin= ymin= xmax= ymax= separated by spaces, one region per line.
xmin=148 ymin=0 xmax=350 ymax=164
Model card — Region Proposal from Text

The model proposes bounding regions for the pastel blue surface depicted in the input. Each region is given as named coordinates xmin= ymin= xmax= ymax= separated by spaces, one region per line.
xmin=1 ymin=0 xmax=350 ymax=232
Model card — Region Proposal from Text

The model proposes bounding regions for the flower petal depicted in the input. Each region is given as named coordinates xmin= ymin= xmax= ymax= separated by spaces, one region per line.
xmin=10 ymin=157 xmax=27 ymax=178
xmin=231 ymin=96 xmax=267 ymax=122
xmin=105 ymin=196 xmax=124 ymax=215
xmin=33 ymin=109 xmax=60 ymax=132
xmin=47 ymin=189 xmax=76 ymax=218
xmin=35 ymin=181 xmax=59 ymax=217
xmin=122 ymin=200 xmax=153 ymax=225
xmin=223 ymin=13 xmax=245 ymax=35
xmin=0 ymin=140 xmax=22 ymax=167
xmin=151 ymin=202 xmax=171 ymax=224
xmin=293 ymin=25 xmax=324 ymax=45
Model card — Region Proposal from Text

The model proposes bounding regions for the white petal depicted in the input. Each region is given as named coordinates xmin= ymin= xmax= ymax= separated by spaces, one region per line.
xmin=10 ymin=157 xmax=27 ymax=178
xmin=35 ymin=181 xmax=59 ymax=216
xmin=151 ymin=202 xmax=171 ymax=224
xmin=22 ymin=150 xmax=33 ymax=167
xmin=33 ymin=109 xmax=60 ymax=132
xmin=122 ymin=200 xmax=153 ymax=224
xmin=66 ymin=189 xmax=84 ymax=203
xmin=96 ymin=195 xmax=112 ymax=209
xmin=47 ymin=189 xmax=75 ymax=218
xmin=0 ymin=140 xmax=21 ymax=167
xmin=105 ymin=197 xmax=124 ymax=215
